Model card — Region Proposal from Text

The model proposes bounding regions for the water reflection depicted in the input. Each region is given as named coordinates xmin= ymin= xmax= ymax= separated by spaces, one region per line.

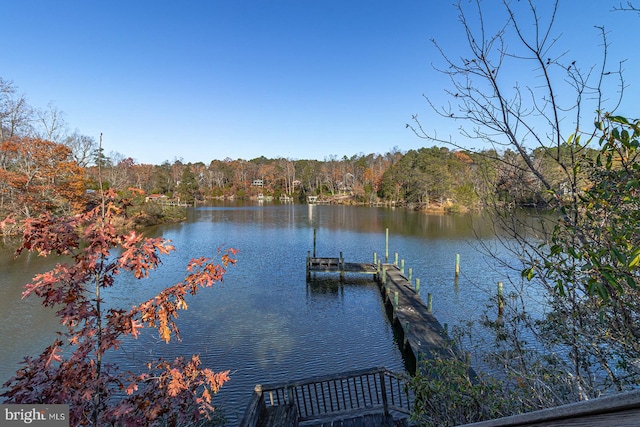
xmin=187 ymin=202 xmax=499 ymax=239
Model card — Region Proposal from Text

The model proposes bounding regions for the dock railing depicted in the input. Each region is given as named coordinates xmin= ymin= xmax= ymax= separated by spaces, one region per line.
xmin=239 ymin=366 xmax=413 ymax=426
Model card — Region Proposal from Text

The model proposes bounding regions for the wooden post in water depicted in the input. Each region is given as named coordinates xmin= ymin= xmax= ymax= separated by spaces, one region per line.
xmin=408 ymin=267 xmax=412 ymax=285
xmin=455 ymin=254 xmax=460 ymax=277
xmin=427 ymin=293 xmax=433 ymax=313
xmin=394 ymin=291 xmax=399 ymax=311
xmin=403 ymin=321 xmax=410 ymax=347
xmin=313 ymin=229 xmax=317 ymax=257
xmin=394 ymin=253 xmax=398 ymax=266
xmin=374 ymin=252 xmax=377 ymax=264
xmin=306 ymin=251 xmax=310 ymax=279
xmin=415 ymin=278 xmax=420 ymax=293
xmin=401 ymin=259 xmax=405 ymax=275
xmin=498 ymin=281 xmax=504 ymax=315
xmin=340 ymin=251 xmax=344 ymax=281
xmin=385 ymin=228 xmax=389 ymax=262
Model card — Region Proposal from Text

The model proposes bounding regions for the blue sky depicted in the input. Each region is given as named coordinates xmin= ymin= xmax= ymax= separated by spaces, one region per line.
xmin=2 ymin=1 xmax=639 ymax=165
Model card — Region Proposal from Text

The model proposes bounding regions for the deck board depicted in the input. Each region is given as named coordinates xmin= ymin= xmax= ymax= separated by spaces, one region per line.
xmin=301 ymin=412 xmax=405 ymax=427
xmin=260 ymin=403 xmax=299 ymax=427
xmin=307 ymin=257 xmax=378 ymax=275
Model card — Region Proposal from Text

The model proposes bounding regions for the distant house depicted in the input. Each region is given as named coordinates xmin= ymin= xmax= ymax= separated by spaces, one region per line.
xmin=145 ymin=194 xmax=168 ymax=203
xmin=252 ymin=179 xmax=264 ymax=187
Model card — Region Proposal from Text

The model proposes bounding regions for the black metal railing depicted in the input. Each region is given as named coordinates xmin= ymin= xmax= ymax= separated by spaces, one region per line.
xmin=239 ymin=367 xmax=412 ymax=426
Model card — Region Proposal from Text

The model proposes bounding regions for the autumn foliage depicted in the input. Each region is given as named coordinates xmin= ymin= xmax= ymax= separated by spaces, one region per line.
xmin=1 ymin=190 xmax=236 ymax=426
xmin=0 ymin=137 xmax=86 ymax=218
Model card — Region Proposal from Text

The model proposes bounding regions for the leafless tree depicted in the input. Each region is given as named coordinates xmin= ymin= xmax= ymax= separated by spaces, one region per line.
xmin=0 ymin=78 xmax=33 ymax=141
xmin=612 ymin=1 xmax=640 ymax=14
xmin=408 ymin=0 xmax=623 ymax=203
xmin=406 ymin=0 xmax=635 ymax=410
xmin=64 ymin=131 xmax=98 ymax=167
xmin=35 ymin=102 xmax=68 ymax=143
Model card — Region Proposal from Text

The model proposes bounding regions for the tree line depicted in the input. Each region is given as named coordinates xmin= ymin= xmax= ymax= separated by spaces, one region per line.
xmin=1 ymin=76 xmax=592 ymax=231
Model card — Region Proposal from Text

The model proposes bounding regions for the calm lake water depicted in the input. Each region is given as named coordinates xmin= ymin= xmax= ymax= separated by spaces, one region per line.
xmin=0 ymin=203 xmax=522 ymax=424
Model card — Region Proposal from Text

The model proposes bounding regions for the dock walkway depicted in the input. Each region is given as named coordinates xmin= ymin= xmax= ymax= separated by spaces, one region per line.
xmin=379 ymin=264 xmax=451 ymax=362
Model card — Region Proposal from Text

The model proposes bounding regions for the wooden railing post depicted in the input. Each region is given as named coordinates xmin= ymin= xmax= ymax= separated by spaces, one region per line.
xmin=287 ymin=385 xmax=294 ymax=404
xmin=239 ymin=384 xmax=265 ymax=427
xmin=379 ymin=371 xmax=390 ymax=416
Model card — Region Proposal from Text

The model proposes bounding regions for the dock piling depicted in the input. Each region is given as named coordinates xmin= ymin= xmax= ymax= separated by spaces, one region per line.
xmin=403 ymin=322 xmax=410 ymax=346
xmin=313 ymin=229 xmax=317 ymax=257
xmin=455 ymin=253 xmax=460 ymax=277
xmin=385 ymin=228 xmax=389 ymax=262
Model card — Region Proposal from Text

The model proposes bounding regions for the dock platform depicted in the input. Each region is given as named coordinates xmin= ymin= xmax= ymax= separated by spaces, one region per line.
xmin=306 ymin=256 xmax=378 ymax=276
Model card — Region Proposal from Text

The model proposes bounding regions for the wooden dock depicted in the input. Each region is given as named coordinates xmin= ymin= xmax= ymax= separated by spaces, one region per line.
xmin=378 ymin=264 xmax=452 ymax=364
xmin=306 ymin=255 xmax=452 ymax=367
xmin=242 ymin=245 xmax=457 ymax=426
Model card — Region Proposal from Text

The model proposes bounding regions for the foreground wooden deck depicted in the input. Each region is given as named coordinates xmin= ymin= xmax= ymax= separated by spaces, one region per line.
xmin=239 ymin=367 xmax=412 ymax=427
xmin=458 ymin=388 xmax=640 ymax=427
xmin=304 ymin=413 xmax=406 ymax=426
